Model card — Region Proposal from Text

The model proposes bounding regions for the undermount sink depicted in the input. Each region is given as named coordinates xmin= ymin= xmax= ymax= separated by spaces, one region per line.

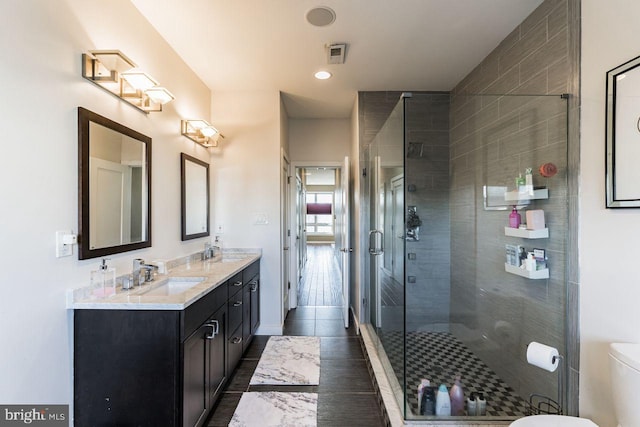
xmin=142 ymin=277 xmax=206 ymax=296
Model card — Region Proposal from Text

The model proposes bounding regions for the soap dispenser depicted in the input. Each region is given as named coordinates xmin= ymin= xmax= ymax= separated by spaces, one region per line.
xmin=91 ymin=258 xmax=116 ymax=298
xmin=508 ymin=206 xmax=521 ymax=228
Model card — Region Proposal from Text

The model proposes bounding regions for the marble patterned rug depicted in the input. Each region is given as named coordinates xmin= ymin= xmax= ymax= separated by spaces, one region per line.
xmin=229 ymin=392 xmax=317 ymax=426
xmin=249 ymin=336 xmax=320 ymax=385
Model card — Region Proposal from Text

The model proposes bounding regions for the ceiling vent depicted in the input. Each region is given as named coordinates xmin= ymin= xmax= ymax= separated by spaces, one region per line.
xmin=327 ymin=43 xmax=346 ymax=64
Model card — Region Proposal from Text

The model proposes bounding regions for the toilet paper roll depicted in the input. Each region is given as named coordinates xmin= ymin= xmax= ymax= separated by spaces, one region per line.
xmin=526 ymin=341 xmax=559 ymax=372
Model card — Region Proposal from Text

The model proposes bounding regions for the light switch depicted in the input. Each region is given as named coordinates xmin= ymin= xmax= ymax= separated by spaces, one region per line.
xmin=254 ymin=213 xmax=269 ymax=225
xmin=56 ymin=230 xmax=75 ymax=258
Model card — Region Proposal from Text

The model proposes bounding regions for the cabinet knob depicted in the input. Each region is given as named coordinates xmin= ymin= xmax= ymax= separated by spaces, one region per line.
xmin=232 ymin=281 xmax=242 ymax=287
xmin=250 ymin=284 xmax=258 ymax=292
xmin=233 ymin=301 xmax=243 ymax=307
xmin=205 ymin=320 xmax=219 ymax=339
xmin=231 ymin=336 xmax=242 ymax=345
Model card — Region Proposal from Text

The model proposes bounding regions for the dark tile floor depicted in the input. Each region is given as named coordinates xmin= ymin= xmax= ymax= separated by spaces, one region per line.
xmin=206 ymin=306 xmax=385 ymax=427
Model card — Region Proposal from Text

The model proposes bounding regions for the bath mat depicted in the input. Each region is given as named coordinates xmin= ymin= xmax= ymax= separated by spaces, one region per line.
xmin=229 ymin=392 xmax=317 ymax=427
xmin=249 ymin=336 xmax=320 ymax=385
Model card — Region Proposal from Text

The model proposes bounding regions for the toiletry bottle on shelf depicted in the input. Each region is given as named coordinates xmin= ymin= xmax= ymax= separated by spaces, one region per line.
xmin=449 ymin=376 xmax=464 ymax=415
xmin=417 ymin=379 xmax=430 ymax=414
xmin=435 ymin=384 xmax=451 ymax=415
xmin=525 ymin=167 xmax=534 ymax=196
xmin=91 ymin=258 xmax=116 ymax=298
xmin=421 ymin=385 xmax=436 ymax=415
xmin=508 ymin=207 xmax=521 ymax=228
xmin=516 ymin=173 xmax=526 ymax=193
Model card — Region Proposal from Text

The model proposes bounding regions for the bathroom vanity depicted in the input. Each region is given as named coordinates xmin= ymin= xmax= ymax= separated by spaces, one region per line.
xmin=70 ymin=253 xmax=260 ymax=426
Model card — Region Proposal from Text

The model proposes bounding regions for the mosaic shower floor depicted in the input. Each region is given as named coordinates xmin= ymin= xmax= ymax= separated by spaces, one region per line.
xmin=380 ymin=331 xmax=528 ymax=417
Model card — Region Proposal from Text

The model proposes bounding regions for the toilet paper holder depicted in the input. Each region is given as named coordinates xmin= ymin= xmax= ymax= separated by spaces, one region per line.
xmin=525 ymin=342 xmax=564 ymax=415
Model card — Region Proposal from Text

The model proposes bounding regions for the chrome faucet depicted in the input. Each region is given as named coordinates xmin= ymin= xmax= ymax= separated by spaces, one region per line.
xmin=132 ymin=258 xmax=158 ymax=286
xmin=203 ymin=242 xmax=216 ymax=260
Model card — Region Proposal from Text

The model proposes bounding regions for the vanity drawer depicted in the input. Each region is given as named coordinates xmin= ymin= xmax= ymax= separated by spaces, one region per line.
xmin=243 ymin=261 xmax=259 ymax=284
xmin=228 ymin=293 xmax=244 ymax=333
xmin=182 ymin=282 xmax=228 ymax=340
xmin=228 ymin=272 xmax=243 ymax=291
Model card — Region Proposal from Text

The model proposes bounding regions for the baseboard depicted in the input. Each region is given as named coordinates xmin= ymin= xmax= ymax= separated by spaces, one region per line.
xmin=350 ymin=306 xmax=360 ymax=334
xmin=255 ymin=324 xmax=283 ymax=336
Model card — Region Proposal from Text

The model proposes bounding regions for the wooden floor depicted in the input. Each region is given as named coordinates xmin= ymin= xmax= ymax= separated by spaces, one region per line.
xmin=206 ymin=307 xmax=384 ymax=426
xmin=297 ymin=244 xmax=343 ymax=307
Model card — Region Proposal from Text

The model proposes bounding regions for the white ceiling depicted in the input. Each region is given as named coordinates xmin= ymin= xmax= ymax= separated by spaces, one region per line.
xmin=131 ymin=0 xmax=543 ymax=119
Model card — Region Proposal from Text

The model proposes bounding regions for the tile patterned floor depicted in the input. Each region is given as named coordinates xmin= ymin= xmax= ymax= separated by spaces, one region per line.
xmin=206 ymin=306 xmax=385 ymax=427
xmin=380 ymin=330 xmax=528 ymax=417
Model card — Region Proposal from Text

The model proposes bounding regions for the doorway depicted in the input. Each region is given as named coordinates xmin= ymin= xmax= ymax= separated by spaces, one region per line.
xmin=290 ymin=162 xmax=351 ymax=327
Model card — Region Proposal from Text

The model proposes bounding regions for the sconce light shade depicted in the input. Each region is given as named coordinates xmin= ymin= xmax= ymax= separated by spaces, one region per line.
xmin=145 ymin=87 xmax=175 ymax=105
xmin=82 ymin=50 xmax=174 ymax=113
xmin=181 ymin=119 xmax=223 ymax=147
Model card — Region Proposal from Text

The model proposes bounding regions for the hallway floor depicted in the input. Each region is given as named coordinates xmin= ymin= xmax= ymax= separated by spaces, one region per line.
xmin=297 ymin=243 xmax=343 ymax=306
xmin=206 ymin=306 xmax=385 ymax=426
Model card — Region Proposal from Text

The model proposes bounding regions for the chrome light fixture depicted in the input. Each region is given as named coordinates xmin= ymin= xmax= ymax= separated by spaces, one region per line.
xmin=181 ymin=119 xmax=224 ymax=147
xmin=82 ymin=50 xmax=174 ymax=113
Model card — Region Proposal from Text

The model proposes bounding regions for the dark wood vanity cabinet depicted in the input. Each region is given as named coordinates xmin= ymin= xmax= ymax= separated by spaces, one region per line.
xmin=74 ymin=260 xmax=260 ymax=427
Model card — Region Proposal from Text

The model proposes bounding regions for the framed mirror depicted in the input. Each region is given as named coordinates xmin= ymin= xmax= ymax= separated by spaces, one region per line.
xmin=181 ymin=153 xmax=210 ymax=240
xmin=78 ymin=107 xmax=152 ymax=259
xmin=606 ymin=55 xmax=640 ymax=208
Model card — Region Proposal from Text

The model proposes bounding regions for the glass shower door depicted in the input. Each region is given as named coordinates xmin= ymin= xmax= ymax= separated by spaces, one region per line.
xmin=367 ymin=95 xmax=407 ymax=413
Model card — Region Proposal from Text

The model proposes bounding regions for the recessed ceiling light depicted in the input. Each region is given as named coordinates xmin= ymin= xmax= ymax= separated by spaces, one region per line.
xmin=314 ymin=70 xmax=332 ymax=80
xmin=306 ymin=6 xmax=336 ymax=27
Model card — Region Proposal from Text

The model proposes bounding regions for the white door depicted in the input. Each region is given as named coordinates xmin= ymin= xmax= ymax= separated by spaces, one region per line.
xmin=391 ymin=176 xmax=404 ymax=284
xmin=89 ymin=157 xmax=132 ymax=249
xmin=281 ymin=156 xmax=291 ymax=322
xmin=340 ymin=157 xmax=351 ymax=328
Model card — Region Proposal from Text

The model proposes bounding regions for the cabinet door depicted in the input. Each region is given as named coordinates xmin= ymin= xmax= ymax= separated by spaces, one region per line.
xmin=183 ymin=326 xmax=208 ymax=427
xmin=207 ymin=306 xmax=227 ymax=408
xmin=242 ymin=284 xmax=251 ymax=352
xmin=250 ymin=277 xmax=260 ymax=335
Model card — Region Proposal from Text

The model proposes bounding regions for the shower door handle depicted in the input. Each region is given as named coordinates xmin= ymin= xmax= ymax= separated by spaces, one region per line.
xmin=368 ymin=230 xmax=384 ymax=255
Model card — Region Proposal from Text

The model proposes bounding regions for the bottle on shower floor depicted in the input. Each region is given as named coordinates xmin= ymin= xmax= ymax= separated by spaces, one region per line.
xmin=420 ymin=385 xmax=436 ymax=415
xmin=435 ymin=384 xmax=451 ymax=415
xmin=449 ymin=376 xmax=464 ymax=415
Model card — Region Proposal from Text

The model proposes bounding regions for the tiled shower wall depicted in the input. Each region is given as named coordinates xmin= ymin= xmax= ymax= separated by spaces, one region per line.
xmin=404 ymin=94 xmax=451 ymax=331
xmin=358 ymin=92 xmax=452 ymax=331
xmin=449 ymin=0 xmax=580 ymax=415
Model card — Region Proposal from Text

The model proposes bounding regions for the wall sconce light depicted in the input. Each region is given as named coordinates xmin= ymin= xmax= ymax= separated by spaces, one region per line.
xmin=181 ymin=119 xmax=224 ymax=147
xmin=82 ymin=50 xmax=174 ymax=113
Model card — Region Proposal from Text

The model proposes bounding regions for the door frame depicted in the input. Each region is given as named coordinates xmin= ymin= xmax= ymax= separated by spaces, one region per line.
xmin=290 ymin=161 xmax=347 ymax=312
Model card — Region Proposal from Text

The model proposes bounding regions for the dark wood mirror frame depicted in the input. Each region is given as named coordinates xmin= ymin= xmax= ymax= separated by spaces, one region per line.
xmin=78 ymin=107 xmax=152 ymax=259
xmin=181 ymin=153 xmax=210 ymax=241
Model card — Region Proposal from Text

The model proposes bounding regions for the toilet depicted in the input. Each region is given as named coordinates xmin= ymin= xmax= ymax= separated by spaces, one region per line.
xmin=609 ymin=343 xmax=640 ymax=427
xmin=510 ymin=415 xmax=596 ymax=427
xmin=510 ymin=342 xmax=640 ymax=427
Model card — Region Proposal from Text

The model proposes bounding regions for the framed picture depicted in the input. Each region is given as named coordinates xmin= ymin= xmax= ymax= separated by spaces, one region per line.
xmin=605 ymin=55 xmax=640 ymax=208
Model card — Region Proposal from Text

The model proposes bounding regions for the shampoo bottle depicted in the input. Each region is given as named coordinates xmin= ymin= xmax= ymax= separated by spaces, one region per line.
xmin=91 ymin=258 xmax=116 ymax=298
xmin=508 ymin=207 xmax=521 ymax=228
xmin=449 ymin=376 xmax=464 ymax=416
xmin=435 ymin=384 xmax=451 ymax=415
xmin=417 ymin=379 xmax=430 ymax=413
xmin=421 ymin=386 xmax=436 ymax=415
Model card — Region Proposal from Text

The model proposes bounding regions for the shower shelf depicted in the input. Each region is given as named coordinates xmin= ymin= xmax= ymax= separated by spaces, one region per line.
xmin=504 ymin=227 xmax=549 ymax=239
xmin=504 ymin=263 xmax=549 ymax=279
xmin=504 ymin=188 xmax=548 ymax=202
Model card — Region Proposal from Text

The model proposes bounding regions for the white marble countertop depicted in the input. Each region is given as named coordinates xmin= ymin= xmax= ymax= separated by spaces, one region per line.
xmin=67 ymin=250 xmax=261 ymax=311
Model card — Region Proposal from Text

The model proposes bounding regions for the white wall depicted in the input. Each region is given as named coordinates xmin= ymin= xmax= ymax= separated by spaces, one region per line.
xmin=580 ymin=1 xmax=640 ymax=425
xmin=288 ymin=118 xmax=350 ymax=162
xmin=209 ymin=90 xmax=283 ymax=335
xmin=0 ymin=0 xmax=212 ymax=408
